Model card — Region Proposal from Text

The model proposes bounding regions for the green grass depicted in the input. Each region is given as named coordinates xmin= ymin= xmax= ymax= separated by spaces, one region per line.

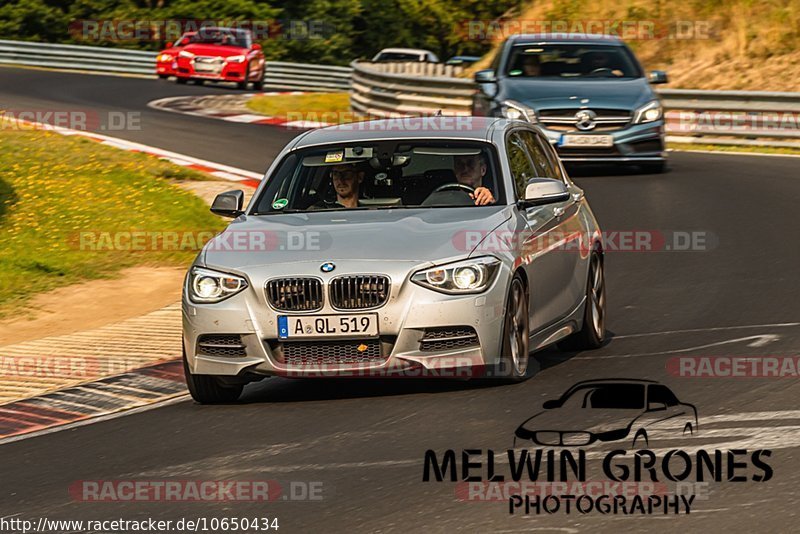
xmin=668 ymin=142 xmax=800 ymax=157
xmin=246 ymin=92 xmax=365 ymax=123
xmin=0 ymin=128 xmax=226 ymax=314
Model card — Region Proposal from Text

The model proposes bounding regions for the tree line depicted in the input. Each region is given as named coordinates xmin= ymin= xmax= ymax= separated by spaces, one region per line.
xmin=0 ymin=0 xmax=521 ymax=64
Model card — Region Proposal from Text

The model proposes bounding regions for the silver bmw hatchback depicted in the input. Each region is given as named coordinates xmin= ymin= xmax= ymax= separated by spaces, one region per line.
xmin=182 ymin=117 xmax=606 ymax=403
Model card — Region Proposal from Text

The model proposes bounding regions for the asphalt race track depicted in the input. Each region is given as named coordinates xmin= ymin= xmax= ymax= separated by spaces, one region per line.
xmin=1 ymin=66 xmax=800 ymax=532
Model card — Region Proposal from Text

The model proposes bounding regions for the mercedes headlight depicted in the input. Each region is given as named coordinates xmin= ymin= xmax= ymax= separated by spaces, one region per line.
xmin=178 ymin=50 xmax=195 ymax=59
xmin=633 ymin=100 xmax=663 ymax=123
xmin=500 ymin=100 xmax=537 ymax=123
xmin=189 ymin=267 xmax=248 ymax=303
xmin=226 ymin=55 xmax=247 ymax=63
xmin=412 ymin=257 xmax=501 ymax=294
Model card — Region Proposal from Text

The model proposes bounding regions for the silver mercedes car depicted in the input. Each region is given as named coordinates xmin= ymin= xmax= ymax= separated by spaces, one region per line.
xmin=182 ymin=117 xmax=606 ymax=403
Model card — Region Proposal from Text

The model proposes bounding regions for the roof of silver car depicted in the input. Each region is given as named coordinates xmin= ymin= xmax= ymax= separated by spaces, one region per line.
xmin=292 ymin=116 xmax=507 ymax=149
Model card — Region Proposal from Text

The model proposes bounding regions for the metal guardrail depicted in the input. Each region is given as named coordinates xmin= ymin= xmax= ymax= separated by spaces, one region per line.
xmin=263 ymin=61 xmax=351 ymax=92
xmin=0 ymin=39 xmax=157 ymax=75
xmin=0 ymin=40 xmax=352 ymax=91
xmin=350 ymin=61 xmax=800 ymax=148
xmin=350 ymin=61 xmax=473 ymax=116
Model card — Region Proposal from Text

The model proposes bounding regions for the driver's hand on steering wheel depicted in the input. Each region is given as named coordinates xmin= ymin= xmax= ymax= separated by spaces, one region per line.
xmin=470 ymin=186 xmax=495 ymax=206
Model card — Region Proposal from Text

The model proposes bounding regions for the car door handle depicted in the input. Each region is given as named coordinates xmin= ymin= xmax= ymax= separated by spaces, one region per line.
xmin=554 ymin=206 xmax=566 ymax=217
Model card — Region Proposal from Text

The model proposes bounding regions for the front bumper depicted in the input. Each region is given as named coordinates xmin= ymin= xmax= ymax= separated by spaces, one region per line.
xmin=182 ymin=260 xmax=511 ymax=379
xmin=156 ymin=61 xmax=176 ymax=76
xmin=539 ymin=121 xmax=666 ymax=163
xmin=175 ymin=59 xmax=249 ymax=82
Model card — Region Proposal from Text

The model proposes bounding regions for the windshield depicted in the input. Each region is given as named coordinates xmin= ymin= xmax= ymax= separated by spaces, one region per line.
xmin=252 ymin=141 xmax=504 ymax=214
xmin=190 ymin=28 xmax=251 ymax=48
xmin=561 ymin=384 xmax=646 ymax=409
xmin=376 ymin=52 xmax=423 ymax=62
xmin=505 ymin=44 xmax=643 ymax=79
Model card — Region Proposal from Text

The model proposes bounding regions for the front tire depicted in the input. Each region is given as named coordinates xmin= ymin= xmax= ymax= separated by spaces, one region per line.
xmin=496 ymin=274 xmax=532 ymax=382
xmin=183 ymin=350 xmax=243 ymax=404
xmin=559 ymin=251 xmax=606 ymax=351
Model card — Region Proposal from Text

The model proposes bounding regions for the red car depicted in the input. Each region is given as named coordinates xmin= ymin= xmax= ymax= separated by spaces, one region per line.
xmin=156 ymin=32 xmax=195 ymax=79
xmin=174 ymin=27 xmax=265 ymax=90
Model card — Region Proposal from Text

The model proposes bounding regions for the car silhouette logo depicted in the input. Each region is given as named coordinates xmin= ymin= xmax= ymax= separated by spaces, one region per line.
xmin=514 ymin=378 xmax=698 ymax=448
xmin=575 ymin=109 xmax=597 ymax=131
xmin=320 ymin=262 xmax=336 ymax=273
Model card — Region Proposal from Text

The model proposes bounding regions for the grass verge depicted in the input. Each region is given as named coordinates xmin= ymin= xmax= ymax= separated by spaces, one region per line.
xmin=668 ymin=142 xmax=800 ymax=157
xmin=246 ymin=92 xmax=366 ymax=123
xmin=0 ymin=128 xmax=225 ymax=315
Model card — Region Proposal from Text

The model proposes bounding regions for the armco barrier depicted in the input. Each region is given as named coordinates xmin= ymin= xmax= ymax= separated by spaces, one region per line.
xmin=350 ymin=60 xmax=800 ymax=148
xmin=0 ymin=40 xmax=351 ymax=91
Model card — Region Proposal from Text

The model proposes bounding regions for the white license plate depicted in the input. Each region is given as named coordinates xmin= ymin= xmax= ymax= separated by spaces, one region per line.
xmin=195 ymin=63 xmax=221 ymax=73
xmin=559 ymin=134 xmax=614 ymax=147
xmin=278 ymin=314 xmax=378 ymax=339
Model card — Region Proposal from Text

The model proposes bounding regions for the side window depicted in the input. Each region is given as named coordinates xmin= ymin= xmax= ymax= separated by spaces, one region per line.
xmin=648 ymin=385 xmax=679 ymax=407
xmin=506 ymin=133 xmax=535 ymax=199
xmin=518 ymin=130 xmax=563 ymax=180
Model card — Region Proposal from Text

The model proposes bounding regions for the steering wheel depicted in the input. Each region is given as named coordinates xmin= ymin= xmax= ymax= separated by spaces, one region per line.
xmin=432 ymin=183 xmax=475 ymax=195
xmin=588 ymin=67 xmax=613 ymax=76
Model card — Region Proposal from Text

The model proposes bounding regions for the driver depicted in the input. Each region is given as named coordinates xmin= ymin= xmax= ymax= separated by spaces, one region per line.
xmin=310 ymin=162 xmax=364 ymax=209
xmin=453 ymin=154 xmax=495 ymax=205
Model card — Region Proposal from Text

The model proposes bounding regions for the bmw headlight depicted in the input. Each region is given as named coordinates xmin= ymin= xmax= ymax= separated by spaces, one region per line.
xmin=178 ymin=50 xmax=195 ymax=59
xmin=633 ymin=100 xmax=663 ymax=123
xmin=500 ymin=100 xmax=537 ymax=123
xmin=226 ymin=55 xmax=247 ymax=63
xmin=412 ymin=257 xmax=501 ymax=294
xmin=189 ymin=267 xmax=248 ymax=303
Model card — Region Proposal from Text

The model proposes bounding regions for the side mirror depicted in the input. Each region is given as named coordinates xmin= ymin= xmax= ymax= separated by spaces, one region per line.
xmin=542 ymin=399 xmax=560 ymax=409
xmin=211 ymin=190 xmax=244 ymax=218
xmin=519 ymin=178 xmax=570 ymax=208
xmin=649 ymin=70 xmax=668 ymax=84
xmin=252 ymin=43 xmax=262 ymax=51
xmin=165 ymin=41 xmax=174 ymax=49
xmin=647 ymin=402 xmax=667 ymax=412
xmin=474 ymin=69 xmax=497 ymax=84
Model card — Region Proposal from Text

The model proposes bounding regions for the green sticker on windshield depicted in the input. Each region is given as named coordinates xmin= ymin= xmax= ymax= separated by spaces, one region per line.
xmin=272 ymin=198 xmax=288 ymax=210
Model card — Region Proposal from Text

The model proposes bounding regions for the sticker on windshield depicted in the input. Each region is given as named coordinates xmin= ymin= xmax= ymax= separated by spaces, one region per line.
xmin=272 ymin=198 xmax=288 ymax=210
xmin=325 ymin=150 xmax=344 ymax=163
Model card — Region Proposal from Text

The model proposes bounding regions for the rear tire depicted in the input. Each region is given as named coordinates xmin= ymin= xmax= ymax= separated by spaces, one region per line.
xmin=183 ymin=349 xmax=243 ymax=404
xmin=253 ymin=78 xmax=264 ymax=91
xmin=559 ymin=251 xmax=605 ymax=351
xmin=176 ymin=77 xmax=188 ymax=85
xmin=158 ymin=74 xmax=169 ymax=79
xmin=496 ymin=274 xmax=533 ymax=382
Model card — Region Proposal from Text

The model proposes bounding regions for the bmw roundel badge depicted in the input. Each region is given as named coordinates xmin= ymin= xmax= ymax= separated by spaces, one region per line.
xmin=320 ymin=262 xmax=336 ymax=273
